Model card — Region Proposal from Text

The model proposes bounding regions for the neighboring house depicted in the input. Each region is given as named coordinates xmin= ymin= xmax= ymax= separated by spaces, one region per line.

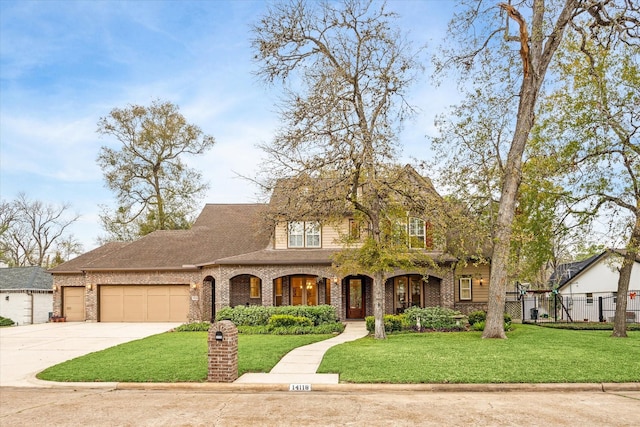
xmin=49 ymin=169 xmax=491 ymax=323
xmin=548 ymin=250 xmax=640 ymax=322
xmin=0 ymin=266 xmax=54 ymax=325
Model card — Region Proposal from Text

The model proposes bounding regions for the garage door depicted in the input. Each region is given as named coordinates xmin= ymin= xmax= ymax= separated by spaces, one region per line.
xmin=63 ymin=286 xmax=86 ymax=321
xmin=99 ymin=285 xmax=189 ymax=322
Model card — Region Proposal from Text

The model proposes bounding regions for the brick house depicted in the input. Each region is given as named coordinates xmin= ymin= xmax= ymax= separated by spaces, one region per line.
xmin=49 ymin=172 xmax=490 ymax=322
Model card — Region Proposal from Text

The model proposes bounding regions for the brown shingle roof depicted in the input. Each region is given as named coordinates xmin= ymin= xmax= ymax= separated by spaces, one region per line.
xmin=50 ymin=204 xmax=272 ymax=272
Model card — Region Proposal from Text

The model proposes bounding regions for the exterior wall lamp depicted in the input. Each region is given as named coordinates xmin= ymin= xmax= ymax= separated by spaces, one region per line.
xmin=332 ymin=276 xmax=339 ymax=285
xmin=86 ymin=283 xmax=93 ymax=291
xmin=215 ymin=331 xmax=223 ymax=341
xmin=52 ymin=285 xmax=58 ymax=292
xmin=479 ymin=277 xmax=484 ymax=286
xmin=191 ymin=283 xmax=198 ymax=290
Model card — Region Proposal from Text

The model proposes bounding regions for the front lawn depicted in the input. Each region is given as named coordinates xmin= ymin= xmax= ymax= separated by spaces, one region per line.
xmin=37 ymin=333 xmax=332 ymax=382
xmin=37 ymin=324 xmax=640 ymax=384
xmin=318 ymin=324 xmax=640 ymax=383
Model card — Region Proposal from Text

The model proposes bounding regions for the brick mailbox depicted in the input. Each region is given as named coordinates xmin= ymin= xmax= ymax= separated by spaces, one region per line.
xmin=208 ymin=320 xmax=238 ymax=382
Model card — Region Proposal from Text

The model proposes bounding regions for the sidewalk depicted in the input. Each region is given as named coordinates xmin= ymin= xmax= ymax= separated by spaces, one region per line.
xmin=235 ymin=321 xmax=369 ymax=384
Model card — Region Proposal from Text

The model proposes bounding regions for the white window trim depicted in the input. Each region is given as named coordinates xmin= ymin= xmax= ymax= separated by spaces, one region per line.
xmin=288 ymin=221 xmax=321 ymax=248
xmin=459 ymin=277 xmax=472 ymax=301
xmin=408 ymin=217 xmax=426 ymax=249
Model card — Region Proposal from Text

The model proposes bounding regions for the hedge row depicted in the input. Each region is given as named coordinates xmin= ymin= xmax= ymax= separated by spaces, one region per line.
xmin=215 ymin=304 xmax=339 ymax=326
xmin=365 ymin=306 xmax=467 ymax=333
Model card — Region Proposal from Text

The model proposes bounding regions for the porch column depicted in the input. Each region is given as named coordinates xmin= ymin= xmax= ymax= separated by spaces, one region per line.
xmin=441 ymin=267 xmax=455 ymax=309
xmin=331 ymin=277 xmax=344 ymax=321
xmin=261 ymin=274 xmax=274 ymax=307
xmin=217 ymin=267 xmax=231 ymax=314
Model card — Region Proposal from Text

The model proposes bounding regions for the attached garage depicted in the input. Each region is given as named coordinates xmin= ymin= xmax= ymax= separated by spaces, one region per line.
xmin=63 ymin=286 xmax=86 ymax=321
xmin=99 ymin=285 xmax=189 ymax=322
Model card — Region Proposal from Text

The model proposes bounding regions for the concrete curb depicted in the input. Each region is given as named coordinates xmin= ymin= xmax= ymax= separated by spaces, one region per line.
xmin=113 ymin=381 xmax=640 ymax=393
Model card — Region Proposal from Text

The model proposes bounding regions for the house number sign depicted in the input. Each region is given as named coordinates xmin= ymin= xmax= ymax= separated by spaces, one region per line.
xmin=289 ymin=383 xmax=312 ymax=392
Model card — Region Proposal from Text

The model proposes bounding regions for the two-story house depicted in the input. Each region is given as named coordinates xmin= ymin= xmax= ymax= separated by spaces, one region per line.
xmin=49 ymin=169 xmax=491 ymax=322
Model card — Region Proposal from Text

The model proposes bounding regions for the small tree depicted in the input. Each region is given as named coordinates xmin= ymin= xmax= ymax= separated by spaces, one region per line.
xmin=96 ymin=99 xmax=215 ymax=242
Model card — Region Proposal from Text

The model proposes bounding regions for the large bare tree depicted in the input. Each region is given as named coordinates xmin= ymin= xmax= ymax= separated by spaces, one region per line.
xmin=96 ymin=99 xmax=215 ymax=242
xmin=251 ymin=0 xmax=425 ymax=338
xmin=0 ymin=193 xmax=81 ymax=267
xmin=435 ymin=0 xmax=639 ymax=338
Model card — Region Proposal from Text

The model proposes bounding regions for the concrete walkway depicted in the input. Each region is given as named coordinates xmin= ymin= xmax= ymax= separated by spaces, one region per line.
xmin=235 ymin=321 xmax=369 ymax=384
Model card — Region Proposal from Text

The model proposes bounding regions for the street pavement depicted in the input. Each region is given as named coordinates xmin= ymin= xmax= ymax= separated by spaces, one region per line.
xmin=1 ymin=386 xmax=639 ymax=426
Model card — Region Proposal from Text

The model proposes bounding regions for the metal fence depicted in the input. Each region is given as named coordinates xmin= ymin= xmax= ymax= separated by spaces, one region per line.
xmin=509 ymin=293 xmax=640 ymax=323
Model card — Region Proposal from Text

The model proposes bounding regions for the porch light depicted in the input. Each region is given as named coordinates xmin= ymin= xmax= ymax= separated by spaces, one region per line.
xmin=52 ymin=285 xmax=58 ymax=292
xmin=191 ymin=283 xmax=198 ymax=289
xmin=479 ymin=277 xmax=484 ymax=286
xmin=332 ymin=277 xmax=338 ymax=285
xmin=86 ymin=283 xmax=93 ymax=291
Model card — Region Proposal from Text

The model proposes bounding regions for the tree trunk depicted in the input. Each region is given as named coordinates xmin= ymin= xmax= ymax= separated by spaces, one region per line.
xmin=373 ymin=270 xmax=386 ymax=339
xmin=612 ymin=213 xmax=640 ymax=338
xmin=483 ymin=76 xmax=538 ymax=339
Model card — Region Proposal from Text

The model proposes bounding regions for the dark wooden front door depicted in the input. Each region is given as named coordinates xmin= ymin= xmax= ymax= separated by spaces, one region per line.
xmin=347 ymin=278 xmax=365 ymax=319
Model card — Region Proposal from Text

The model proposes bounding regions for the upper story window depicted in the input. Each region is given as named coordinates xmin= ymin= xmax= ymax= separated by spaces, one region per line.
xmin=408 ymin=217 xmax=426 ymax=249
xmin=288 ymin=221 xmax=321 ymax=248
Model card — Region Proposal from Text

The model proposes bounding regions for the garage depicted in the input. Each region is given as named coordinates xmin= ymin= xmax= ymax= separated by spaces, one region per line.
xmin=63 ymin=286 xmax=86 ymax=321
xmin=99 ymin=285 xmax=189 ymax=322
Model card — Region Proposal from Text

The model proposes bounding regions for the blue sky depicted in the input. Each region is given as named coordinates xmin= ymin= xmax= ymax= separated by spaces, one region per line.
xmin=1 ymin=0 xmax=459 ymax=251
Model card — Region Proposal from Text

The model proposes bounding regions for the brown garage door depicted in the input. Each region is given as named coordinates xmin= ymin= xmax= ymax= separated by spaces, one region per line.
xmin=63 ymin=286 xmax=86 ymax=321
xmin=99 ymin=285 xmax=189 ymax=322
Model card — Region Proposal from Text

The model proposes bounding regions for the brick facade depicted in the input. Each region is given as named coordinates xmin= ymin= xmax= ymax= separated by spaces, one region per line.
xmin=51 ymin=261 xmax=483 ymax=322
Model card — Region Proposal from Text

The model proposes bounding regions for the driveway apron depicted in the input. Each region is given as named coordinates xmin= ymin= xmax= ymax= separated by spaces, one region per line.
xmin=0 ymin=322 xmax=180 ymax=387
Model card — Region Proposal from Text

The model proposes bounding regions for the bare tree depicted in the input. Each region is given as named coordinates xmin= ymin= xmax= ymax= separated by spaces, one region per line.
xmin=0 ymin=193 xmax=81 ymax=267
xmin=252 ymin=0 xmax=426 ymax=339
xmin=435 ymin=0 xmax=639 ymax=338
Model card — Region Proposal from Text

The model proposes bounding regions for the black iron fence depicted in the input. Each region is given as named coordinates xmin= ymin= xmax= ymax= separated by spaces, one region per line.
xmin=507 ymin=293 xmax=640 ymax=323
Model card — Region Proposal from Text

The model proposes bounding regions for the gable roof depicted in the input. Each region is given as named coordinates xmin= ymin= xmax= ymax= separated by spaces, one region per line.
xmin=549 ymin=249 xmax=640 ymax=289
xmin=0 ymin=266 xmax=52 ymax=290
xmin=49 ymin=204 xmax=271 ymax=272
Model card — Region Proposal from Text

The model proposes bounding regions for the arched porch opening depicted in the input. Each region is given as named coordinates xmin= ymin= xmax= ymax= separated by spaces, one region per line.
xmin=229 ymin=274 xmax=262 ymax=307
xmin=273 ymin=274 xmax=332 ymax=307
xmin=203 ymin=276 xmax=215 ymax=321
xmin=386 ymin=274 xmax=442 ymax=314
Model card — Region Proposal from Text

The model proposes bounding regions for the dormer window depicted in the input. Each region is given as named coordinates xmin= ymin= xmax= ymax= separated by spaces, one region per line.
xmin=288 ymin=221 xmax=321 ymax=248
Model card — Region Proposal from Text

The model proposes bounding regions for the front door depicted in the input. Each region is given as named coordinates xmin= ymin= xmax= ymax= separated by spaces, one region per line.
xmin=347 ymin=278 xmax=365 ymax=319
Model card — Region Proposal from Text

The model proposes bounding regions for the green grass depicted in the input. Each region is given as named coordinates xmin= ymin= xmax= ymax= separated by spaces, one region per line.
xmin=37 ymin=332 xmax=332 ymax=382
xmin=37 ymin=325 xmax=640 ymax=384
xmin=318 ymin=324 xmax=640 ymax=383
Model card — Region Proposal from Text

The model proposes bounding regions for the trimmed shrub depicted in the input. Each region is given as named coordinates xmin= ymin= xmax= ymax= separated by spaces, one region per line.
xmin=268 ymin=314 xmax=313 ymax=329
xmin=237 ymin=322 xmax=345 ymax=335
xmin=467 ymin=310 xmax=486 ymax=326
xmin=471 ymin=321 xmax=486 ymax=331
xmin=216 ymin=304 xmax=339 ymax=327
xmin=403 ymin=306 xmax=464 ymax=331
xmin=0 ymin=316 xmax=15 ymax=327
xmin=365 ymin=314 xmax=404 ymax=333
xmin=174 ymin=322 xmax=211 ymax=332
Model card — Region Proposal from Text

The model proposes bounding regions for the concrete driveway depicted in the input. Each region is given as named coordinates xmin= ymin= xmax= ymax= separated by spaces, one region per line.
xmin=0 ymin=322 xmax=180 ymax=387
